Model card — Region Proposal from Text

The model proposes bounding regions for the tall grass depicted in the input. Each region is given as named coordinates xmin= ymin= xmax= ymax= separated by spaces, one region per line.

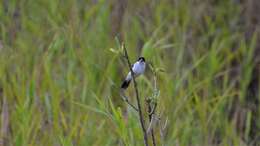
xmin=0 ymin=0 xmax=259 ymax=146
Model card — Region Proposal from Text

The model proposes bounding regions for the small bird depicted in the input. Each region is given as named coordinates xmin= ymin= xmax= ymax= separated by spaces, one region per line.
xmin=121 ymin=57 xmax=146 ymax=89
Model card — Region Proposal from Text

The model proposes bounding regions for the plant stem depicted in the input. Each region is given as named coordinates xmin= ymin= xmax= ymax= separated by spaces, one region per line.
xmin=148 ymin=102 xmax=157 ymax=146
xmin=123 ymin=44 xmax=149 ymax=146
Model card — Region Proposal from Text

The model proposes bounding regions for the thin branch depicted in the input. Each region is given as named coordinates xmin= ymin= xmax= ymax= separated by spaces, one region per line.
xmin=148 ymin=102 xmax=157 ymax=116
xmin=148 ymin=62 xmax=159 ymax=146
xmin=147 ymin=100 xmax=157 ymax=146
xmin=159 ymin=116 xmax=168 ymax=146
xmin=120 ymin=92 xmax=139 ymax=111
xmin=122 ymin=43 xmax=149 ymax=146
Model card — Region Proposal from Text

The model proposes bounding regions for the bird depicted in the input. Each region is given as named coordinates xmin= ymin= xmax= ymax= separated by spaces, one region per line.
xmin=121 ymin=57 xmax=146 ymax=89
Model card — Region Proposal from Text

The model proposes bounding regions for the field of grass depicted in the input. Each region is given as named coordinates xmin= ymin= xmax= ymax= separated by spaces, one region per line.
xmin=0 ymin=0 xmax=259 ymax=146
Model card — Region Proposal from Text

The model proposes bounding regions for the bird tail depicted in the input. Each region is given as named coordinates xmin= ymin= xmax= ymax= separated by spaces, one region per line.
xmin=121 ymin=79 xmax=131 ymax=89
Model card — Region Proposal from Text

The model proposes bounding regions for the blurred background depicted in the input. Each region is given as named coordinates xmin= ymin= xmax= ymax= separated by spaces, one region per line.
xmin=0 ymin=0 xmax=260 ymax=145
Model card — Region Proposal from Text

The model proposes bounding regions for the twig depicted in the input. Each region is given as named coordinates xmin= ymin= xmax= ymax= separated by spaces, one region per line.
xmin=148 ymin=103 xmax=157 ymax=116
xmin=124 ymin=99 xmax=139 ymax=112
xmin=122 ymin=43 xmax=149 ymax=146
xmin=149 ymin=62 xmax=159 ymax=146
xmin=120 ymin=92 xmax=139 ymax=111
xmin=146 ymin=99 xmax=157 ymax=146
xmin=159 ymin=116 xmax=168 ymax=146
xmin=149 ymin=106 xmax=156 ymax=146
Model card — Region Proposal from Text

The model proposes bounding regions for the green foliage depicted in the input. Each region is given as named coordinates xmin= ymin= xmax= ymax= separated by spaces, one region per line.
xmin=0 ymin=0 xmax=258 ymax=145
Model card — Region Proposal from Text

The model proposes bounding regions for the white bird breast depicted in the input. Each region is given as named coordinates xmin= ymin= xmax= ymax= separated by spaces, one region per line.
xmin=132 ymin=61 xmax=146 ymax=75
xmin=125 ymin=61 xmax=146 ymax=81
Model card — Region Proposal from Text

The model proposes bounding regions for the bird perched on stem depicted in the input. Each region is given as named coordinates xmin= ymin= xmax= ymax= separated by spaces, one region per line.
xmin=121 ymin=57 xmax=146 ymax=89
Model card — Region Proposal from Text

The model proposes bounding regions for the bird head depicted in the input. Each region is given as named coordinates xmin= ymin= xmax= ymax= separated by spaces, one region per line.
xmin=138 ymin=57 xmax=145 ymax=63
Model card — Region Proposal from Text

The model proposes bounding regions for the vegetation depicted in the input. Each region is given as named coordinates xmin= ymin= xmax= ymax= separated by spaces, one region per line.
xmin=0 ymin=0 xmax=259 ymax=145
